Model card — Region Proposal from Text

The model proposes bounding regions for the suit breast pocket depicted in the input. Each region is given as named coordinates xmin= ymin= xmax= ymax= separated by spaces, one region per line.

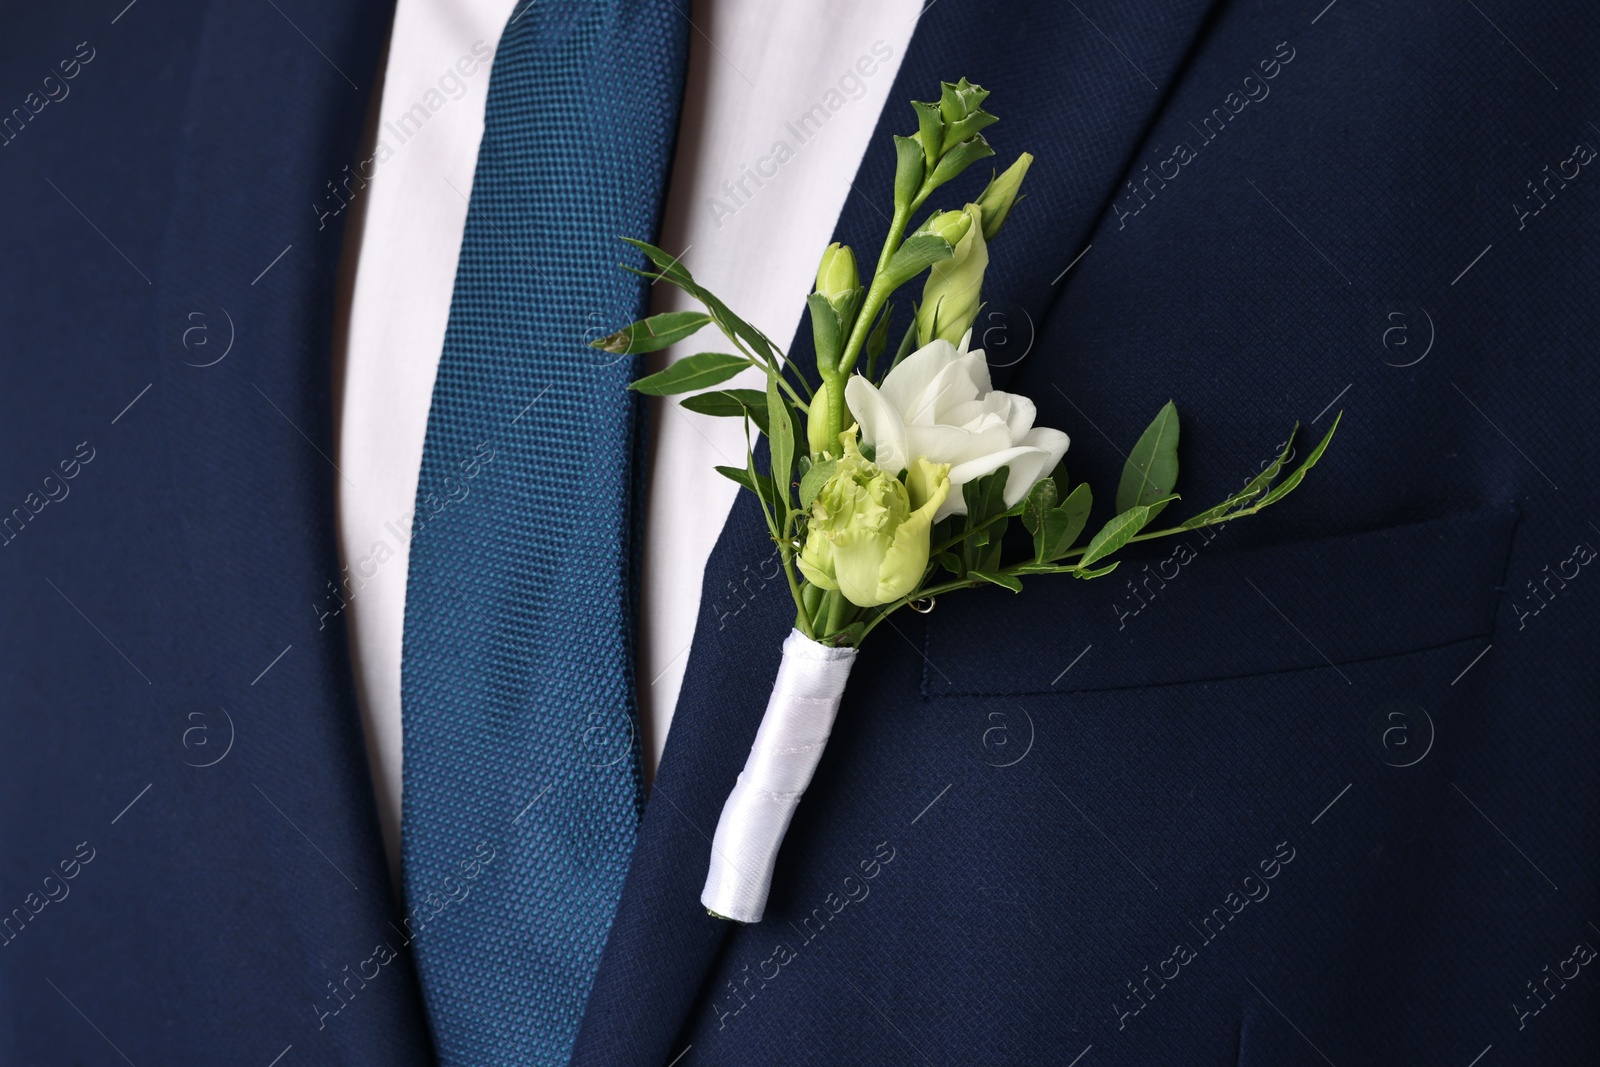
xmin=918 ymin=506 xmax=1519 ymax=698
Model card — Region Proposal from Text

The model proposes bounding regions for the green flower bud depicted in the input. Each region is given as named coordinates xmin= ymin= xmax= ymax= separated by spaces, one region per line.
xmin=807 ymin=379 xmax=835 ymax=457
xmin=938 ymin=78 xmax=996 ymax=145
xmin=921 ymin=209 xmax=972 ymax=247
xmin=916 ymin=203 xmax=988 ymax=347
xmin=974 ymin=153 xmax=1033 ymax=240
xmin=938 ymin=77 xmax=990 ymax=123
xmin=797 ymin=429 xmax=950 ymax=608
xmin=815 ymin=243 xmax=859 ymax=302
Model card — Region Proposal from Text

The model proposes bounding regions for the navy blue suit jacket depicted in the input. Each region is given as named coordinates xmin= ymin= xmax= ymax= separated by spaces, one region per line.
xmin=2 ymin=1 xmax=1595 ymax=1064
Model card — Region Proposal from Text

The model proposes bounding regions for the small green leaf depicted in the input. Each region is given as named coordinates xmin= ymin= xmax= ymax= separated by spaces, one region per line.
xmin=1258 ymin=412 xmax=1340 ymax=508
xmin=1036 ymin=482 xmax=1092 ymax=563
xmin=591 ymin=310 xmax=710 ymax=354
xmin=630 ymin=352 xmax=748 ymax=396
xmin=1178 ymin=426 xmax=1298 ymax=531
xmin=679 ymin=388 xmax=770 ymax=435
xmin=1079 ymin=495 xmax=1179 ymax=568
xmin=621 ymin=238 xmax=779 ymax=364
xmin=1047 ymin=459 xmax=1070 ymax=501
xmin=798 ymin=458 xmax=837 ymax=510
xmin=767 ymin=372 xmax=794 ymax=511
xmin=911 ymin=100 xmax=944 ymax=163
xmin=962 ymin=466 xmax=1012 ymax=527
xmin=892 ymin=135 xmax=925 ymax=209
xmin=1074 ymin=560 xmax=1121 ymax=579
xmin=938 ymin=551 xmax=963 ymax=576
xmin=924 ymin=134 xmax=995 ymax=195
xmin=1117 ymin=401 xmax=1180 ymax=517
xmin=882 ymin=233 xmax=956 ymax=291
xmin=807 ymin=292 xmax=844 ymax=375
xmin=714 ymin=464 xmax=776 ymax=510
xmin=972 ymin=570 xmax=1023 ymax=592
xmin=1235 ymin=426 xmax=1299 ymax=503
xmin=1020 ymin=477 xmax=1058 ymax=535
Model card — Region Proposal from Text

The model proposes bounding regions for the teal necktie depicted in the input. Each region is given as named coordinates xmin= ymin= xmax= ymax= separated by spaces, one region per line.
xmin=400 ymin=4 xmax=687 ymax=1065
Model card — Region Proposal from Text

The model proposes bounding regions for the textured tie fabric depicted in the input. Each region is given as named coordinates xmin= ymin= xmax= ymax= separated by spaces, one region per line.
xmin=400 ymin=4 xmax=687 ymax=1065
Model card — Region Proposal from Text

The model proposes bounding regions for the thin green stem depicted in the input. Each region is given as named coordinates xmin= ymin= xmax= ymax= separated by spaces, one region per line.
xmin=779 ymin=511 xmax=811 ymax=639
xmin=857 ymin=575 xmax=981 ymax=642
xmin=823 ymin=588 xmax=850 ymax=637
xmin=929 ymin=508 xmax=1017 ymax=557
xmin=839 ymin=193 xmax=915 ymax=380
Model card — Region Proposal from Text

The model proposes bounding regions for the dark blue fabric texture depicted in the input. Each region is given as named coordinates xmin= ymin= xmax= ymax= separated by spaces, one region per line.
xmin=0 ymin=0 xmax=436 ymax=1064
xmin=400 ymin=4 xmax=685 ymax=1067
xmin=572 ymin=2 xmax=1600 ymax=1065
xmin=1 ymin=1 xmax=1597 ymax=1065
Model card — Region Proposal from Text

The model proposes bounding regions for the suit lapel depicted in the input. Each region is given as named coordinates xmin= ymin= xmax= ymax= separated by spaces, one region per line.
xmin=147 ymin=0 xmax=436 ymax=1061
xmin=570 ymin=1 xmax=1220 ymax=1062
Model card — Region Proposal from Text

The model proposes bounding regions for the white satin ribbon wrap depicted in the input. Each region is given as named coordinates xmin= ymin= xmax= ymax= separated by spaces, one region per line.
xmin=700 ymin=628 xmax=857 ymax=923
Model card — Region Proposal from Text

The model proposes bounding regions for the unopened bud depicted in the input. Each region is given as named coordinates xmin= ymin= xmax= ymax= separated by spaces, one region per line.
xmin=814 ymin=243 xmax=859 ymax=302
xmin=916 ymin=203 xmax=988 ymax=347
xmin=975 ymin=153 xmax=1032 ymax=240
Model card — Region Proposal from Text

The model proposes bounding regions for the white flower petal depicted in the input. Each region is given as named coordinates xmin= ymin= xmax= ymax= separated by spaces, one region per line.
xmin=914 ymin=359 xmax=981 ymax=426
xmin=999 ymin=391 xmax=1037 ymax=440
xmin=957 ymin=345 xmax=993 ymax=397
xmin=1021 ymin=425 xmax=1070 ymax=468
xmin=879 ymin=338 xmax=957 ymax=415
xmin=907 ymin=422 xmax=1012 ymax=468
xmin=844 ymin=375 xmax=909 ymax=475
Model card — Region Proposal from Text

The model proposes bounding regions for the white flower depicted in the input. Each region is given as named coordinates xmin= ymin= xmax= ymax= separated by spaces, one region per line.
xmin=844 ymin=331 xmax=1069 ymax=521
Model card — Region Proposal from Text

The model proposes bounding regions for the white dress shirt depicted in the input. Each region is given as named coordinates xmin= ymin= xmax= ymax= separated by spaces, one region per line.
xmin=334 ymin=0 xmax=922 ymax=881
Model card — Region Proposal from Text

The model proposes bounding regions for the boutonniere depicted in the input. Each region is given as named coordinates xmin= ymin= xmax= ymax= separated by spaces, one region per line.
xmin=597 ymin=78 xmax=1339 ymax=923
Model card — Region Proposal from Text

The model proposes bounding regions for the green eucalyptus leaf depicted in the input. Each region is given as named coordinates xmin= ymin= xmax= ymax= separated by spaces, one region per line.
xmin=882 ymin=233 xmax=957 ymax=292
xmin=621 ymin=238 xmax=779 ymax=364
xmin=767 ymin=371 xmax=795 ymax=511
xmin=1116 ymin=400 xmax=1180 ymax=518
xmin=592 ymin=310 xmax=710 ymax=355
xmin=1036 ymin=481 xmax=1092 ymax=563
xmin=1020 ymin=477 xmax=1058 ymax=535
xmin=1236 ymin=425 xmax=1298 ymax=503
xmin=714 ymin=464 xmax=777 ymax=510
xmin=961 ymin=465 xmax=1011 ymax=527
xmin=798 ymin=458 xmax=837 ymax=510
xmin=631 ymin=352 xmax=748 ymax=396
xmin=1178 ymin=426 xmax=1298 ymax=530
xmin=976 ymin=534 xmax=1004 ymax=573
xmin=679 ymin=388 xmax=770 ymax=435
xmin=1047 ymin=459 xmax=1070 ymax=501
xmin=1079 ymin=495 xmax=1178 ymax=568
xmin=972 ymin=570 xmax=1023 ymax=592
xmin=1258 ymin=412 xmax=1340 ymax=508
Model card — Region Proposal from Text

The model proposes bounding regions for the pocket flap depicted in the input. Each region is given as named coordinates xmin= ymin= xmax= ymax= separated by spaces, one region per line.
xmin=920 ymin=506 xmax=1518 ymax=697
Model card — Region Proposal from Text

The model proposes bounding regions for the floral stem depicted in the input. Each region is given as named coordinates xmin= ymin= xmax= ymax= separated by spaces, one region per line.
xmin=838 ymin=200 xmax=910 ymax=379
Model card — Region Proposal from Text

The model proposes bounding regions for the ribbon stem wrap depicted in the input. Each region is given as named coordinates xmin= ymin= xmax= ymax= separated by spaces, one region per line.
xmin=701 ymin=628 xmax=857 ymax=923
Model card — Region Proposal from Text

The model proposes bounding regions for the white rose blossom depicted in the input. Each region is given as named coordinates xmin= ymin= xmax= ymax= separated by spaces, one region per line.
xmin=844 ymin=330 xmax=1070 ymax=521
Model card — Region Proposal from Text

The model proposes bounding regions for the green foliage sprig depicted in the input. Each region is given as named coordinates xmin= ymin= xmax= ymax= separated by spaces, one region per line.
xmin=593 ymin=78 xmax=1338 ymax=648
